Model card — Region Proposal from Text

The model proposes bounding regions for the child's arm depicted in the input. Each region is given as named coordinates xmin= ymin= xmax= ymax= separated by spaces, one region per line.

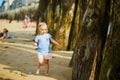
xmin=50 ymin=38 xmax=60 ymax=47
xmin=33 ymin=36 xmax=38 ymax=46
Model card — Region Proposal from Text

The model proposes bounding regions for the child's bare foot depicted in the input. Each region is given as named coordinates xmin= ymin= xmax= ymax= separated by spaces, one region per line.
xmin=36 ymin=70 xmax=40 ymax=75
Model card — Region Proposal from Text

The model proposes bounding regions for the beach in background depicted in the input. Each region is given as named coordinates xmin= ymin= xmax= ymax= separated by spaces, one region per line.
xmin=0 ymin=19 xmax=72 ymax=80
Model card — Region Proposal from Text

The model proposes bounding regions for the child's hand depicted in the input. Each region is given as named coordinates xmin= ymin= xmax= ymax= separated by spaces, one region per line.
xmin=33 ymin=42 xmax=37 ymax=46
xmin=58 ymin=44 xmax=62 ymax=50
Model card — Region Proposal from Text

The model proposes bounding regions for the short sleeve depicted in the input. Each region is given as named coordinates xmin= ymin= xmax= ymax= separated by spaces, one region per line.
xmin=48 ymin=33 xmax=52 ymax=39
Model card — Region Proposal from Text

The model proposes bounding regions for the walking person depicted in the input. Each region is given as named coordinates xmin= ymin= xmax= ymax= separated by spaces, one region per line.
xmin=34 ymin=22 xmax=60 ymax=75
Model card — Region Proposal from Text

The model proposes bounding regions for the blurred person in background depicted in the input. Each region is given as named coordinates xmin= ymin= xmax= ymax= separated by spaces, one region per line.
xmin=0 ymin=28 xmax=9 ymax=40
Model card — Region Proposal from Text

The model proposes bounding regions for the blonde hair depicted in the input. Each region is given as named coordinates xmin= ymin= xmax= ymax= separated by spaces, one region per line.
xmin=38 ymin=22 xmax=47 ymax=28
xmin=38 ymin=22 xmax=48 ymax=33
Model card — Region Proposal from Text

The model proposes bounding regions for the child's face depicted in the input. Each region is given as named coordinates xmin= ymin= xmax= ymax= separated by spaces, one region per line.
xmin=39 ymin=26 xmax=48 ymax=35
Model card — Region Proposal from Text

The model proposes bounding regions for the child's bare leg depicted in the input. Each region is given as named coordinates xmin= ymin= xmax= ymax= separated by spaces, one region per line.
xmin=36 ymin=61 xmax=41 ymax=74
xmin=44 ymin=59 xmax=49 ymax=75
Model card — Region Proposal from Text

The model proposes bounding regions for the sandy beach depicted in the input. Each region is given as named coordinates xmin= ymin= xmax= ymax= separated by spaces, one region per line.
xmin=0 ymin=19 xmax=72 ymax=80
